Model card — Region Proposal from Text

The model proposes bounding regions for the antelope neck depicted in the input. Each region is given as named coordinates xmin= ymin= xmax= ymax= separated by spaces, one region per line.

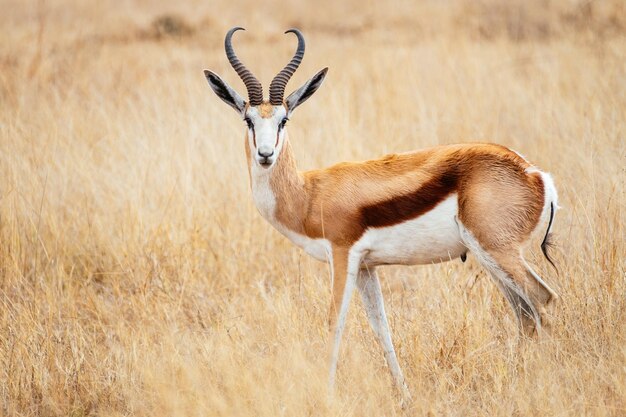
xmin=248 ymin=135 xmax=308 ymax=235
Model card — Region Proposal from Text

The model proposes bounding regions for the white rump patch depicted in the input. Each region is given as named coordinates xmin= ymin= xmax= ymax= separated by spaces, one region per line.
xmin=528 ymin=170 xmax=560 ymax=244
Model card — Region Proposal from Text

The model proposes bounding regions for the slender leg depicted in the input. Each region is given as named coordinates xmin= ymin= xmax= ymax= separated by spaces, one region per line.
xmin=328 ymin=246 xmax=361 ymax=392
xmin=357 ymin=267 xmax=411 ymax=402
xmin=521 ymin=257 xmax=558 ymax=304
xmin=457 ymin=220 xmax=542 ymax=335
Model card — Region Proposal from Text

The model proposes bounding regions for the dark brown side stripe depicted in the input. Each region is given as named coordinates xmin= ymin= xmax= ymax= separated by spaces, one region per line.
xmin=359 ymin=170 xmax=459 ymax=229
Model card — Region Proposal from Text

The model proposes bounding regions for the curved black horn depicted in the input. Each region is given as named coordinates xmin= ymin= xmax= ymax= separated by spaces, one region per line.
xmin=225 ymin=27 xmax=263 ymax=106
xmin=269 ymin=29 xmax=305 ymax=105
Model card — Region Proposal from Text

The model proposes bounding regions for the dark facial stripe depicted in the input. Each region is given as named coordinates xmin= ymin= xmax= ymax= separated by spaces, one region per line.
xmin=359 ymin=170 xmax=459 ymax=229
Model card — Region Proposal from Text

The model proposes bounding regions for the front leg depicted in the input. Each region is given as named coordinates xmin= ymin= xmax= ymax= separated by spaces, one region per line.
xmin=357 ymin=267 xmax=411 ymax=403
xmin=327 ymin=245 xmax=362 ymax=392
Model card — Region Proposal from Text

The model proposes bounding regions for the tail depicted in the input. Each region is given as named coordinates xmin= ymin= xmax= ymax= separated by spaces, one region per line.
xmin=541 ymin=202 xmax=558 ymax=274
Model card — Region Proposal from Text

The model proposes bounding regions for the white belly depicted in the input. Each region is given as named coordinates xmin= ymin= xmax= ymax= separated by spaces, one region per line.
xmin=356 ymin=194 xmax=466 ymax=266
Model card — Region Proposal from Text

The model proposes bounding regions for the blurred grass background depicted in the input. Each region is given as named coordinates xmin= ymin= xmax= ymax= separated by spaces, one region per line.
xmin=0 ymin=0 xmax=625 ymax=415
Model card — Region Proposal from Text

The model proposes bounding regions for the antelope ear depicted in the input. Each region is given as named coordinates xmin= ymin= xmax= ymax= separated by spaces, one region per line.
xmin=204 ymin=70 xmax=246 ymax=116
xmin=285 ymin=67 xmax=328 ymax=115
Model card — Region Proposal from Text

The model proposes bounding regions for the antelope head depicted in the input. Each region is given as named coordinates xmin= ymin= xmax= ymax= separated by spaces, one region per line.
xmin=205 ymin=27 xmax=328 ymax=169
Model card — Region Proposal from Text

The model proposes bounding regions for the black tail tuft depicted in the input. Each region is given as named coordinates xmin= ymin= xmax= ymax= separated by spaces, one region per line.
xmin=541 ymin=202 xmax=558 ymax=274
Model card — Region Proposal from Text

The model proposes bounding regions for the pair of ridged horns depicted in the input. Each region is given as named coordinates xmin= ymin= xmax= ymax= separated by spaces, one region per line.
xmin=225 ymin=27 xmax=304 ymax=106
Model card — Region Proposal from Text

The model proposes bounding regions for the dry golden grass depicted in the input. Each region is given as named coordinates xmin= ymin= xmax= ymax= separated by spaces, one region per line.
xmin=1 ymin=0 xmax=625 ymax=415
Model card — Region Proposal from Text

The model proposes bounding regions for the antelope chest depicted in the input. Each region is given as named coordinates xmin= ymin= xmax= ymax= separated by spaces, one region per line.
xmin=251 ymin=170 xmax=332 ymax=262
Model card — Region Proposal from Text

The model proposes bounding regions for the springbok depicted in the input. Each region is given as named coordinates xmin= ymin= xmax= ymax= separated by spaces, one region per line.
xmin=204 ymin=27 xmax=558 ymax=401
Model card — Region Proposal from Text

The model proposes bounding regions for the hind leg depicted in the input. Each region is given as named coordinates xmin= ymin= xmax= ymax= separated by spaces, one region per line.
xmin=488 ymin=249 xmax=556 ymax=334
xmin=521 ymin=259 xmax=558 ymax=331
xmin=456 ymin=161 xmax=557 ymax=334
xmin=521 ymin=258 xmax=558 ymax=305
xmin=457 ymin=221 xmax=544 ymax=335
xmin=490 ymin=250 xmax=554 ymax=304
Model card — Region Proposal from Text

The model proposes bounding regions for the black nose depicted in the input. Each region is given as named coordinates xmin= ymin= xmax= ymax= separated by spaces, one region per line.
xmin=258 ymin=149 xmax=274 ymax=158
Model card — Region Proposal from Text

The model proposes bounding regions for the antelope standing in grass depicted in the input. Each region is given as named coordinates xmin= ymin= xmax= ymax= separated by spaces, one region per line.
xmin=204 ymin=27 xmax=559 ymax=401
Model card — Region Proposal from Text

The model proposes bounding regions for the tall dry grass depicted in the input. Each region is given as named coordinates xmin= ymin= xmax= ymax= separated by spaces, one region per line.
xmin=0 ymin=0 xmax=625 ymax=415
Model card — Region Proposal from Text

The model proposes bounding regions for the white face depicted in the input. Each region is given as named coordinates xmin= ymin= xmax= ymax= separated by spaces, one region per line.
xmin=205 ymin=67 xmax=328 ymax=170
xmin=244 ymin=104 xmax=288 ymax=169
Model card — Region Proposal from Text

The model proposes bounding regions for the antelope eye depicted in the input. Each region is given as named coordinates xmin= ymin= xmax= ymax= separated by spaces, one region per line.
xmin=279 ymin=118 xmax=288 ymax=128
xmin=244 ymin=118 xmax=253 ymax=129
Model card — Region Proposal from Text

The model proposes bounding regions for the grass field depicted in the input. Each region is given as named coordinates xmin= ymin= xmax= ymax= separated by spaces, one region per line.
xmin=1 ymin=0 xmax=625 ymax=415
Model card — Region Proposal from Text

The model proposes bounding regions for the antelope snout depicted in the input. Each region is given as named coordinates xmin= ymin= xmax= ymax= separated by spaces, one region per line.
xmin=257 ymin=146 xmax=275 ymax=168
xmin=257 ymin=147 xmax=274 ymax=158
